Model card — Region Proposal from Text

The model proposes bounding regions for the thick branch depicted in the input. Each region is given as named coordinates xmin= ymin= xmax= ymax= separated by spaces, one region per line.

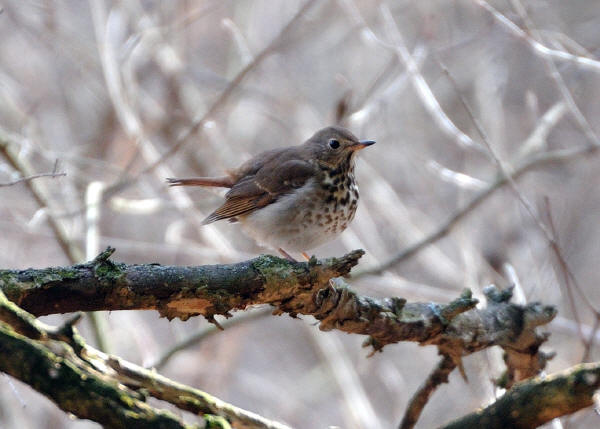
xmin=0 ymin=247 xmax=364 ymax=320
xmin=0 ymin=296 xmax=206 ymax=428
xmin=0 ymin=289 xmax=288 ymax=429
xmin=1 ymin=249 xmax=560 ymax=428
xmin=286 ymin=279 xmax=555 ymax=377
xmin=441 ymin=361 xmax=600 ymax=429
xmin=1 ymin=249 xmax=555 ymax=382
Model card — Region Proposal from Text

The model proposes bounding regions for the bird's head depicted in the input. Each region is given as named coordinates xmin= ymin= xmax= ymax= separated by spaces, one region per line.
xmin=304 ymin=126 xmax=375 ymax=170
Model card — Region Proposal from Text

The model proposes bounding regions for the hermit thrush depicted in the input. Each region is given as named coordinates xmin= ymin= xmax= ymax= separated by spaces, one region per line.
xmin=167 ymin=126 xmax=375 ymax=260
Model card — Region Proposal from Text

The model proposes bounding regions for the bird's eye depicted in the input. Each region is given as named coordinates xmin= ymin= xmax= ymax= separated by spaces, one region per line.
xmin=328 ymin=139 xmax=340 ymax=149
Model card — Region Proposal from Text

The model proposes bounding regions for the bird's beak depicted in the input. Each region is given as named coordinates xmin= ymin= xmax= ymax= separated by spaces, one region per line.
xmin=350 ymin=140 xmax=376 ymax=151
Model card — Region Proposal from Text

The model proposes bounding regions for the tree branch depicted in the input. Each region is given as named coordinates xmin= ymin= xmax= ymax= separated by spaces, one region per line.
xmin=0 ymin=248 xmax=561 ymax=428
xmin=0 ymin=293 xmax=211 ymax=428
xmin=0 ymin=289 xmax=289 ymax=429
xmin=0 ymin=171 xmax=66 ymax=187
xmin=149 ymin=308 xmax=271 ymax=370
xmin=103 ymin=352 xmax=290 ymax=429
xmin=0 ymin=127 xmax=83 ymax=262
xmin=0 ymin=247 xmax=364 ymax=321
xmin=356 ymin=144 xmax=598 ymax=277
xmin=0 ymin=248 xmax=556 ymax=379
xmin=441 ymin=361 xmax=600 ymax=429
xmin=399 ymin=354 xmax=456 ymax=429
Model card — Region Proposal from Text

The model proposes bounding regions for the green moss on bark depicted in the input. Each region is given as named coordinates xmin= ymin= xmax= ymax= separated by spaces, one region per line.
xmin=93 ymin=260 xmax=126 ymax=285
xmin=203 ymin=415 xmax=231 ymax=429
xmin=0 ymin=324 xmax=199 ymax=428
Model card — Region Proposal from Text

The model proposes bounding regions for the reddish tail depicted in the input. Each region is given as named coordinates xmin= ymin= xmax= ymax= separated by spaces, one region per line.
xmin=166 ymin=176 xmax=234 ymax=188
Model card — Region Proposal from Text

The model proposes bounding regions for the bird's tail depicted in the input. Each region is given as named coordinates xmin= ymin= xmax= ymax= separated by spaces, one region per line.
xmin=166 ymin=176 xmax=234 ymax=188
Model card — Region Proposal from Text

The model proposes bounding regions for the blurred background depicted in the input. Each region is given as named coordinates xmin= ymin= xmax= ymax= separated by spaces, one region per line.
xmin=1 ymin=0 xmax=600 ymax=428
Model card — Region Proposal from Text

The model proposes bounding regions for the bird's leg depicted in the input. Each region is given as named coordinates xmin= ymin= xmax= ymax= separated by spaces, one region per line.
xmin=301 ymin=252 xmax=311 ymax=261
xmin=278 ymin=248 xmax=297 ymax=262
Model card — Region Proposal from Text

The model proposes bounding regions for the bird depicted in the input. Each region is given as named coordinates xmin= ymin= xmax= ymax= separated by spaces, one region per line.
xmin=167 ymin=126 xmax=375 ymax=261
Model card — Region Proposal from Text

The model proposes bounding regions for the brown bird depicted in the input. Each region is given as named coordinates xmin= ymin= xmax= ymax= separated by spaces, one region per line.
xmin=167 ymin=126 xmax=375 ymax=260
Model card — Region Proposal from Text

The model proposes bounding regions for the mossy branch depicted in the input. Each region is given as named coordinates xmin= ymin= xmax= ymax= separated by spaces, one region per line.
xmin=1 ymin=248 xmax=556 ymax=380
xmin=0 ymin=289 xmax=289 ymax=429
xmin=0 ymin=247 xmax=564 ymax=428
xmin=441 ymin=362 xmax=600 ymax=429
xmin=0 ymin=247 xmax=364 ymax=321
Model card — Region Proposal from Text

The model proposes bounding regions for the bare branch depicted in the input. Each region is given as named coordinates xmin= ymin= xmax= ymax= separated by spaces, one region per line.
xmin=100 ymin=0 xmax=319 ymax=198
xmin=0 ymin=171 xmax=66 ymax=187
xmin=399 ymin=354 xmax=456 ymax=429
xmin=506 ymin=0 xmax=600 ymax=146
xmin=0 ymin=247 xmax=364 ymax=320
xmin=1 ymin=249 xmax=558 ymax=429
xmin=476 ymin=0 xmax=600 ymax=73
xmin=104 ymin=352 xmax=291 ymax=429
xmin=0 ymin=127 xmax=83 ymax=262
xmin=356 ymin=144 xmax=598 ymax=277
xmin=377 ymin=3 xmax=488 ymax=155
xmin=352 ymin=2 xmax=600 ymax=279
xmin=148 ymin=308 xmax=270 ymax=370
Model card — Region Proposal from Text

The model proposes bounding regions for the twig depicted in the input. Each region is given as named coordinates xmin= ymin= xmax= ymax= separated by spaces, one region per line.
xmin=541 ymin=198 xmax=600 ymax=362
xmin=0 ymin=129 xmax=107 ymax=354
xmin=506 ymin=0 xmax=600 ymax=146
xmin=433 ymin=58 xmax=599 ymax=372
xmin=475 ymin=0 xmax=600 ymax=73
xmin=308 ymin=325 xmax=381 ymax=428
xmin=340 ymin=0 xmax=488 ymax=155
xmin=99 ymin=0 xmax=319 ymax=199
xmin=85 ymin=181 xmax=111 ymax=353
xmin=437 ymin=54 xmax=596 ymax=299
xmin=88 ymin=0 xmax=240 ymax=259
xmin=103 ymin=352 xmax=292 ymax=429
xmin=435 ymin=55 xmax=564 ymax=249
xmin=356 ymin=143 xmax=598 ymax=277
xmin=148 ymin=308 xmax=270 ymax=370
xmin=0 ymin=127 xmax=83 ymax=262
xmin=377 ymin=4 xmax=488 ymax=156
xmin=438 ymin=44 xmax=600 ymax=382
xmin=350 ymin=1 xmax=596 ymax=278
xmin=427 ymin=160 xmax=489 ymax=191
xmin=399 ymin=354 xmax=456 ymax=429
xmin=516 ymin=102 xmax=567 ymax=159
xmin=0 ymin=171 xmax=66 ymax=187
xmin=582 ymin=314 xmax=600 ymax=363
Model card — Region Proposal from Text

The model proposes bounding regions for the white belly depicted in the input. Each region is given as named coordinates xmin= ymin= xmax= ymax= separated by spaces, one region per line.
xmin=239 ymin=179 xmax=356 ymax=252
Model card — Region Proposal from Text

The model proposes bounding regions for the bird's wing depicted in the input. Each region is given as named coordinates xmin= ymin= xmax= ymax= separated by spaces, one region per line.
xmin=202 ymin=159 xmax=315 ymax=224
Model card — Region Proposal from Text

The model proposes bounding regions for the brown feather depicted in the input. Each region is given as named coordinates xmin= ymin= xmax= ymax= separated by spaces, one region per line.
xmin=166 ymin=176 xmax=234 ymax=188
xmin=202 ymin=197 xmax=260 ymax=224
xmin=202 ymin=159 xmax=316 ymax=224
